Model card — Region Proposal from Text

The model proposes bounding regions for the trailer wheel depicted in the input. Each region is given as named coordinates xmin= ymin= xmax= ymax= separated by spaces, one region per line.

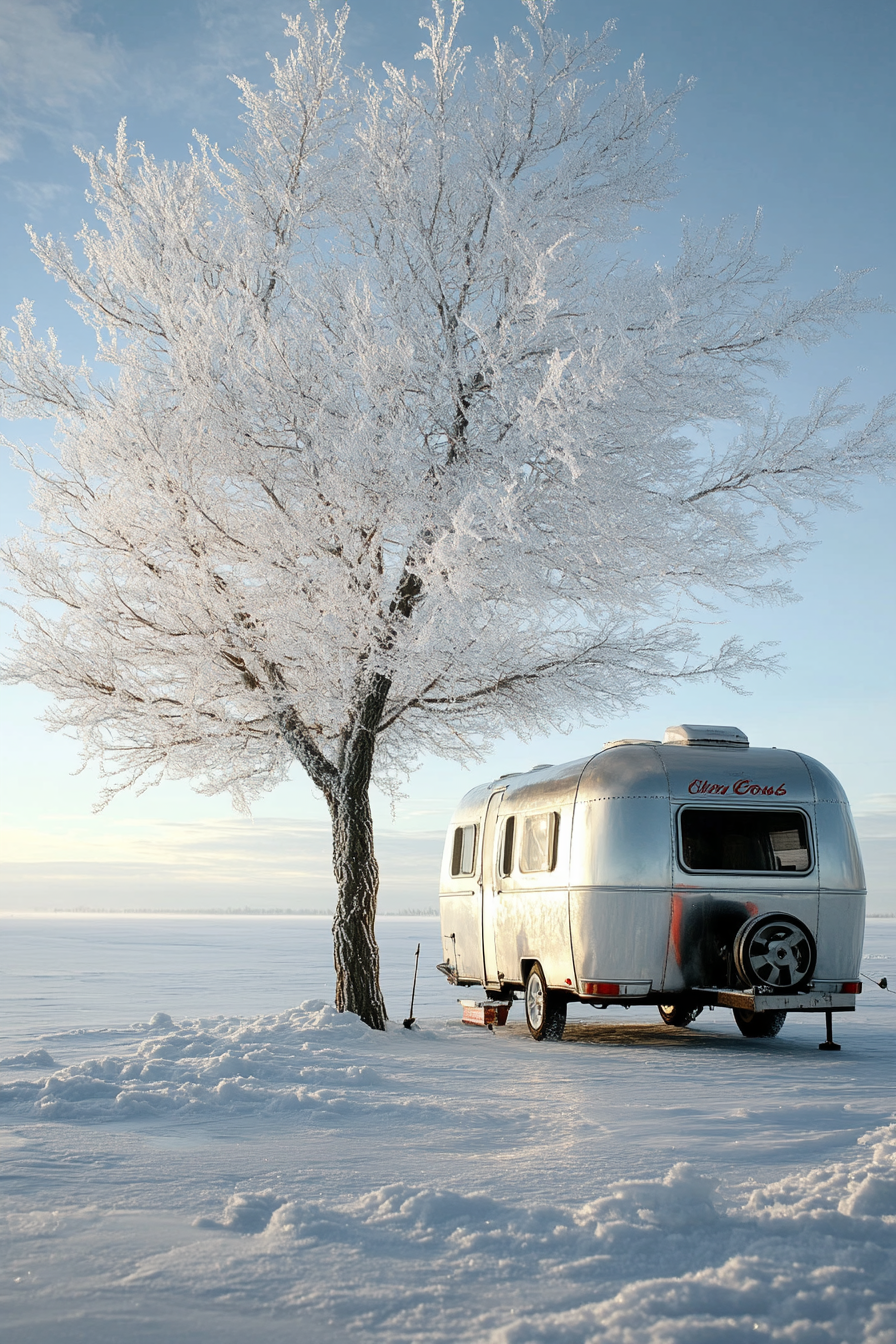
xmin=733 ymin=1008 xmax=787 ymax=1039
xmin=658 ymin=1002 xmax=703 ymax=1027
xmin=524 ymin=963 xmax=566 ymax=1041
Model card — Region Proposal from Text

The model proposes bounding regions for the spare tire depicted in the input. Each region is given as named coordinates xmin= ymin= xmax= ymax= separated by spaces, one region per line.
xmin=733 ymin=912 xmax=816 ymax=991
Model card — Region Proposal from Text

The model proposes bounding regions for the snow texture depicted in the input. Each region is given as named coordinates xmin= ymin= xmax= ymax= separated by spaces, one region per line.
xmin=0 ymin=1002 xmax=399 ymax=1123
xmin=1 ymin=915 xmax=895 ymax=1342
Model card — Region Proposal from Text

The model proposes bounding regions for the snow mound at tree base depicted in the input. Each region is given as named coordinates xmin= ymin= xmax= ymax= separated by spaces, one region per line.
xmin=0 ymin=1001 xmax=408 ymax=1122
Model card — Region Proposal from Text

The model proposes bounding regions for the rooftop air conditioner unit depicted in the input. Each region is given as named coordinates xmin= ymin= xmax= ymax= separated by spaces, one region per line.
xmin=663 ymin=724 xmax=749 ymax=748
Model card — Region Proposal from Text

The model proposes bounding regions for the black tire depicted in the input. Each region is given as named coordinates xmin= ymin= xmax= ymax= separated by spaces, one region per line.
xmin=733 ymin=912 xmax=816 ymax=991
xmin=733 ymin=1008 xmax=787 ymax=1039
xmin=658 ymin=1002 xmax=703 ymax=1027
xmin=524 ymin=963 xmax=566 ymax=1041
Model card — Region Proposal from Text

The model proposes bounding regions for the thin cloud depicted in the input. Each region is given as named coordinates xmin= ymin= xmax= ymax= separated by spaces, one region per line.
xmin=857 ymin=794 xmax=896 ymax=815
xmin=0 ymin=0 xmax=120 ymax=161
xmin=7 ymin=179 xmax=71 ymax=215
xmin=0 ymin=815 xmax=445 ymax=911
xmin=854 ymin=807 xmax=896 ymax=842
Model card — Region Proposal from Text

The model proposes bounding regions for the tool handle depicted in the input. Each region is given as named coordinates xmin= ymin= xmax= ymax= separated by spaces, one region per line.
xmin=408 ymin=942 xmax=421 ymax=1018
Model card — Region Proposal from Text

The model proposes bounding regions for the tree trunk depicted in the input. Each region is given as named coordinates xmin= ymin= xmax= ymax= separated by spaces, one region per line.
xmin=313 ymin=671 xmax=392 ymax=1031
xmin=281 ymin=672 xmax=390 ymax=1030
xmin=328 ymin=777 xmax=387 ymax=1030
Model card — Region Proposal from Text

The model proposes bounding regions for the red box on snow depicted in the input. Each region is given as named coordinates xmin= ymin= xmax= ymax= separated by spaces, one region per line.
xmin=461 ymin=1002 xmax=510 ymax=1027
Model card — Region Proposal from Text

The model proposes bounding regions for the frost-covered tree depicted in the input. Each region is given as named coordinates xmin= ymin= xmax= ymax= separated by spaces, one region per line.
xmin=1 ymin=2 xmax=893 ymax=1028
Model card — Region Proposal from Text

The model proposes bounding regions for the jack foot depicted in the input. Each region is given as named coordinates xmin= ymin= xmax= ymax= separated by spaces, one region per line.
xmin=818 ymin=1009 xmax=841 ymax=1051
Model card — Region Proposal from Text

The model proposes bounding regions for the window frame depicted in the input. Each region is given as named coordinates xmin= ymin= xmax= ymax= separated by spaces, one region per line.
xmin=676 ymin=805 xmax=815 ymax=877
xmin=450 ymin=823 xmax=479 ymax=877
xmin=499 ymin=815 xmax=516 ymax=878
xmin=517 ymin=811 xmax=560 ymax=875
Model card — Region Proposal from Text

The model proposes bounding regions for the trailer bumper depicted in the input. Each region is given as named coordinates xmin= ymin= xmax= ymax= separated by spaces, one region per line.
xmin=694 ymin=988 xmax=856 ymax=1013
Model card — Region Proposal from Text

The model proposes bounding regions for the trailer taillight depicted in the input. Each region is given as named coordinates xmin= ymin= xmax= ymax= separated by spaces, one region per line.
xmin=841 ymin=982 xmax=861 ymax=993
xmin=582 ymin=981 xmax=619 ymax=996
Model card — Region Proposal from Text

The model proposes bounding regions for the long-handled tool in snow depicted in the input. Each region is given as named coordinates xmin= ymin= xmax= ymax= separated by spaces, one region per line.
xmin=403 ymin=942 xmax=421 ymax=1029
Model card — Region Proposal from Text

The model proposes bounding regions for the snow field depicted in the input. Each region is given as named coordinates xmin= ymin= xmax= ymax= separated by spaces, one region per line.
xmin=1 ymin=917 xmax=895 ymax=1343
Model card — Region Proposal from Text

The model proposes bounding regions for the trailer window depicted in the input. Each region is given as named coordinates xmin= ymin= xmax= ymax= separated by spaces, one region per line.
xmin=500 ymin=816 xmax=516 ymax=877
xmin=680 ymin=809 xmax=811 ymax=873
xmin=518 ymin=812 xmax=559 ymax=873
xmin=450 ymin=824 xmax=478 ymax=876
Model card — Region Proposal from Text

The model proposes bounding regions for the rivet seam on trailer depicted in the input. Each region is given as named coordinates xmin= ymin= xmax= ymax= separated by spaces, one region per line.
xmin=586 ymin=793 xmax=669 ymax=801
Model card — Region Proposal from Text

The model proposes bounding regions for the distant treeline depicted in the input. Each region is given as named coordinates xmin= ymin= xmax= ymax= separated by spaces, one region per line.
xmin=51 ymin=905 xmax=439 ymax=917
xmin=45 ymin=906 xmax=895 ymax=918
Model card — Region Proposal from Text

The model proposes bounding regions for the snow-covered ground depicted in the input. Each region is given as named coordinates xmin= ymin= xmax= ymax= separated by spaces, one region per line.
xmin=1 ymin=915 xmax=894 ymax=1343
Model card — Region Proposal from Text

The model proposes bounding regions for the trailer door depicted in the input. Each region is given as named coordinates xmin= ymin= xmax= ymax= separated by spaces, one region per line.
xmin=481 ymin=790 xmax=504 ymax=989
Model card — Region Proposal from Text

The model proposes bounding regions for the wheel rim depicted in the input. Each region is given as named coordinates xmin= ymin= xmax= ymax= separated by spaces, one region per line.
xmin=526 ymin=973 xmax=545 ymax=1030
xmin=745 ymin=920 xmax=812 ymax=988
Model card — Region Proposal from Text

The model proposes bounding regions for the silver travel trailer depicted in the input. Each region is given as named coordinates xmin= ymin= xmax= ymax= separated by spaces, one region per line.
xmin=437 ymin=726 xmax=865 ymax=1045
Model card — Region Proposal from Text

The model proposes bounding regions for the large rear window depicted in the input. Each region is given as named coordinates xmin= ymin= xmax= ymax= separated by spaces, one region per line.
xmin=679 ymin=808 xmax=811 ymax=873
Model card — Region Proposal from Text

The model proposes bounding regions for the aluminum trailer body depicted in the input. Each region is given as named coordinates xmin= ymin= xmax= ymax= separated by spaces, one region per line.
xmin=437 ymin=725 xmax=865 ymax=1041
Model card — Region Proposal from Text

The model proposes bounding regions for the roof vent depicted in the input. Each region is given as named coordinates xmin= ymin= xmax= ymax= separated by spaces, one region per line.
xmin=603 ymin=738 xmax=661 ymax=750
xmin=663 ymin=724 xmax=749 ymax=748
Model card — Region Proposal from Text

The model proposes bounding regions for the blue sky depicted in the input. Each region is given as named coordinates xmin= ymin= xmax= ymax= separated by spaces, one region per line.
xmin=1 ymin=0 xmax=893 ymax=910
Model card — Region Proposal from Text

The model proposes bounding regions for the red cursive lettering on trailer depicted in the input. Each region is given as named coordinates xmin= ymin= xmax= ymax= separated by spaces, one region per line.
xmin=733 ymin=779 xmax=787 ymax=796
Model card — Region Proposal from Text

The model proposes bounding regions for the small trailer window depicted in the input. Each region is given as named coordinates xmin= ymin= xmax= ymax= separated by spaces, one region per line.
xmin=500 ymin=816 xmax=516 ymax=877
xmin=518 ymin=812 xmax=559 ymax=873
xmin=450 ymin=824 xmax=478 ymax=876
xmin=680 ymin=808 xmax=811 ymax=873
